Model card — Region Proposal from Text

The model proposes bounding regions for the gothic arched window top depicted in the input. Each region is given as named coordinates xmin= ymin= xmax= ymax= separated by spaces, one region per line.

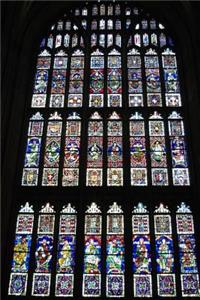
xmin=21 ymin=2 xmax=190 ymax=188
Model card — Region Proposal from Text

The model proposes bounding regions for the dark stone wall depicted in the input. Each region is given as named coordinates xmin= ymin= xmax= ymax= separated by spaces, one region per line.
xmin=2 ymin=1 xmax=200 ymax=299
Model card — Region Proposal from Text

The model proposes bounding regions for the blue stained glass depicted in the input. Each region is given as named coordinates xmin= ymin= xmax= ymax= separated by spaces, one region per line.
xmin=170 ymin=137 xmax=186 ymax=150
xmin=35 ymin=70 xmax=48 ymax=81
xmin=26 ymin=138 xmax=41 ymax=153
xmin=91 ymin=57 xmax=104 ymax=69
xmin=164 ymin=69 xmax=178 ymax=81
xmin=35 ymin=235 xmax=53 ymax=272
xmin=132 ymin=235 xmax=151 ymax=273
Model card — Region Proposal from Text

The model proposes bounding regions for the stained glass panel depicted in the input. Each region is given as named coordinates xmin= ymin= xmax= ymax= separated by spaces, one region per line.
xmin=8 ymin=203 xmax=34 ymax=296
xmin=176 ymin=203 xmax=200 ymax=297
xmin=106 ymin=203 xmax=124 ymax=297
xmin=107 ymin=49 xmax=122 ymax=107
xmin=154 ymin=204 xmax=176 ymax=297
xmin=62 ymin=113 xmax=81 ymax=186
xmin=32 ymin=204 xmax=55 ymax=296
xmin=83 ymin=203 xmax=102 ymax=297
xmin=132 ymin=203 xmax=152 ymax=297
xmin=55 ymin=204 xmax=77 ymax=296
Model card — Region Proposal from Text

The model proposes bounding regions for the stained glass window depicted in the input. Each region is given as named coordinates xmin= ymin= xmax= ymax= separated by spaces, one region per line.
xmin=62 ymin=112 xmax=81 ymax=186
xmin=106 ymin=203 xmax=125 ymax=297
xmin=150 ymin=112 xmax=168 ymax=186
xmin=132 ymin=203 xmax=152 ymax=297
xmin=130 ymin=112 xmax=147 ymax=186
xmin=127 ymin=48 xmax=143 ymax=107
xmin=168 ymin=111 xmax=190 ymax=185
xmin=68 ymin=50 xmax=84 ymax=108
xmin=12 ymin=4 xmax=199 ymax=298
xmin=86 ymin=112 xmax=103 ymax=186
xmin=176 ymin=203 xmax=200 ymax=297
xmin=107 ymin=49 xmax=122 ymax=107
xmin=8 ymin=201 xmax=199 ymax=298
xmin=82 ymin=203 xmax=102 ymax=297
xmin=21 ymin=3 xmax=191 ymax=187
xmin=107 ymin=112 xmax=123 ymax=186
xmin=89 ymin=49 xmax=104 ymax=108
xmin=55 ymin=204 xmax=77 ymax=296
xmin=154 ymin=204 xmax=176 ymax=297
xmin=22 ymin=112 xmax=44 ymax=186
xmin=8 ymin=203 xmax=34 ymax=296
xmin=32 ymin=203 xmax=55 ymax=296
xmin=42 ymin=112 xmax=62 ymax=186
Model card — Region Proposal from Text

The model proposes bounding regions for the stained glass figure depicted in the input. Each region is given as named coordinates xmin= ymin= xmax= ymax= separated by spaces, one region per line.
xmin=154 ymin=204 xmax=176 ymax=297
xmin=176 ymin=203 xmax=200 ymax=297
xmin=106 ymin=203 xmax=124 ymax=297
xmin=132 ymin=203 xmax=152 ymax=297
xmin=8 ymin=203 xmax=34 ymax=296
xmin=55 ymin=204 xmax=77 ymax=296
xmin=82 ymin=203 xmax=102 ymax=297
xmin=107 ymin=112 xmax=123 ymax=186
xmin=62 ymin=112 xmax=81 ymax=186
xmin=32 ymin=203 xmax=55 ymax=296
